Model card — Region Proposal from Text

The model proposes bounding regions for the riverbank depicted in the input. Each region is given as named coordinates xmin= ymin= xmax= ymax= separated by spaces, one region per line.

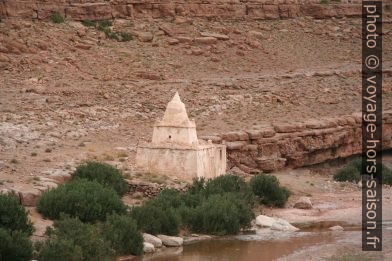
xmin=138 ymin=153 xmax=392 ymax=260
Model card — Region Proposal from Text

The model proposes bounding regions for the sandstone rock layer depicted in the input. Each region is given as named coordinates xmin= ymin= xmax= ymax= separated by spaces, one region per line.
xmin=1 ymin=1 xmax=390 ymax=21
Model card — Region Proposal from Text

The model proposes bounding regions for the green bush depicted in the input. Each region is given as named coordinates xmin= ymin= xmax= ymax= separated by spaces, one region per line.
xmin=131 ymin=201 xmax=180 ymax=236
xmin=184 ymin=194 xmax=253 ymax=235
xmin=333 ymin=158 xmax=392 ymax=185
xmin=51 ymin=13 xmax=64 ymax=24
xmin=0 ymin=228 xmax=33 ymax=261
xmin=82 ymin=19 xmax=96 ymax=27
xmin=37 ymin=216 xmax=114 ymax=261
xmin=382 ymin=165 xmax=392 ymax=185
xmin=131 ymin=176 xmax=257 ymax=236
xmin=0 ymin=194 xmax=33 ymax=235
xmin=333 ymin=164 xmax=360 ymax=182
xmin=73 ymin=161 xmax=128 ymax=195
xmin=119 ymin=32 xmax=132 ymax=42
xmin=36 ymin=238 xmax=83 ymax=261
xmin=37 ymin=179 xmax=127 ymax=222
xmin=102 ymin=214 xmax=143 ymax=255
xmin=98 ymin=20 xmax=112 ymax=29
xmin=250 ymin=174 xmax=291 ymax=207
xmin=205 ymin=175 xmax=254 ymax=205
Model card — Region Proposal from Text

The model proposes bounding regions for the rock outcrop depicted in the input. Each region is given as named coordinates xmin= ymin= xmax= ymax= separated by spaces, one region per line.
xmin=1 ymin=0 xmax=390 ymax=21
xmin=202 ymin=111 xmax=392 ymax=173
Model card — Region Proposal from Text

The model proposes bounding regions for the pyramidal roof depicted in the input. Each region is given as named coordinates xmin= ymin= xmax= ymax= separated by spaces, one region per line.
xmin=158 ymin=92 xmax=195 ymax=127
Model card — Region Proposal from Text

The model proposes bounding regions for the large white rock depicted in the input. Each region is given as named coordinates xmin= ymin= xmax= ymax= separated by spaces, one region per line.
xmin=255 ymin=215 xmax=276 ymax=227
xmin=157 ymin=235 xmax=183 ymax=247
xmin=143 ymin=233 xmax=163 ymax=248
xmin=143 ymin=242 xmax=155 ymax=253
xmin=271 ymin=219 xmax=299 ymax=231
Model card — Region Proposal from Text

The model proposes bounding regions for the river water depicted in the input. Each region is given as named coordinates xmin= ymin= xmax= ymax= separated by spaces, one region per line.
xmin=140 ymin=222 xmax=392 ymax=261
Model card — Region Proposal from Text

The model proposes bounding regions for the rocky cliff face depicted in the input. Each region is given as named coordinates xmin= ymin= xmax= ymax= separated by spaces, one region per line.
xmin=202 ymin=111 xmax=392 ymax=173
xmin=1 ymin=0 xmax=390 ymax=21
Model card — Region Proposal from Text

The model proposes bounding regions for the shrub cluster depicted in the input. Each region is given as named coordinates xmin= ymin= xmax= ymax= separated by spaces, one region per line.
xmin=0 ymin=228 xmax=33 ymax=261
xmin=0 ymin=194 xmax=34 ymax=235
xmin=37 ymin=216 xmax=114 ymax=261
xmin=0 ymin=194 xmax=34 ymax=261
xmin=131 ymin=175 xmax=255 ymax=236
xmin=73 ymin=161 xmax=128 ymax=196
xmin=131 ymin=191 xmax=181 ymax=236
xmin=183 ymin=193 xmax=253 ymax=235
xmin=333 ymin=158 xmax=392 ymax=185
xmin=250 ymin=174 xmax=291 ymax=207
xmin=102 ymin=214 xmax=143 ymax=255
xmin=37 ymin=179 xmax=127 ymax=222
xmin=81 ymin=19 xmax=133 ymax=42
xmin=37 ymin=214 xmax=143 ymax=260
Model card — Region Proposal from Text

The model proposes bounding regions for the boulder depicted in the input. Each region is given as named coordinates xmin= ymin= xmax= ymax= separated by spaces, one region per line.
xmin=271 ymin=219 xmax=299 ymax=231
xmin=138 ymin=32 xmax=154 ymax=42
xmin=143 ymin=242 xmax=155 ymax=253
xmin=19 ymin=189 xmax=41 ymax=207
xmin=293 ymin=196 xmax=312 ymax=209
xmin=143 ymin=233 xmax=162 ymax=248
xmin=255 ymin=215 xmax=276 ymax=227
xmin=157 ymin=235 xmax=183 ymax=247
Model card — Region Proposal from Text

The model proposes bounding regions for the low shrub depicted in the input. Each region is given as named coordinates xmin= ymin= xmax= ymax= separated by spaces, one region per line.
xmin=0 ymin=228 xmax=33 ymax=261
xmin=82 ymin=19 xmax=96 ymax=27
xmin=102 ymin=214 xmax=143 ymax=255
xmin=333 ymin=158 xmax=392 ymax=185
xmin=0 ymin=194 xmax=33 ymax=235
xmin=37 ymin=179 xmax=127 ymax=222
xmin=36 ymin=238 xmax=83 ymax=261
xmin=119 ymin=32 xmax=133 ymax=42
xmin=382 ymin=165 xmax=392 ymax=185
xmin=184 ymin=194 xmax=253 ymax=235
xmin=333 ymin=164 xmax=360 ymax=182
xmin=51 ymin=13 xmax=64 ymax=24
xmin=73 ymin=161 xmax=128 ymax=195
xmin=130 ymin=201 xmax=180 ymax=236
xmin=98 ymin=20 xmax=112 ymax=29
xmin=37 ymin=216 xmax=114 ymax=261
xmin=205 ymin=175 xmax=254 ymax=205
xmin=81 ymin=19 xmax=132 ymax=42
xmin=250 ymin=174 xmax=291 ymax=207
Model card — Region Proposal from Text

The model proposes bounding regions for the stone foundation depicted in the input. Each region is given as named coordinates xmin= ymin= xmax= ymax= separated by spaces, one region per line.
xmin=1 ymin=0 xmax=390 ymax=21
xmin=201 ymin=110 xmax=392 ymax=173
xmin=136 ymin=143 xmax=226 ymax=182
